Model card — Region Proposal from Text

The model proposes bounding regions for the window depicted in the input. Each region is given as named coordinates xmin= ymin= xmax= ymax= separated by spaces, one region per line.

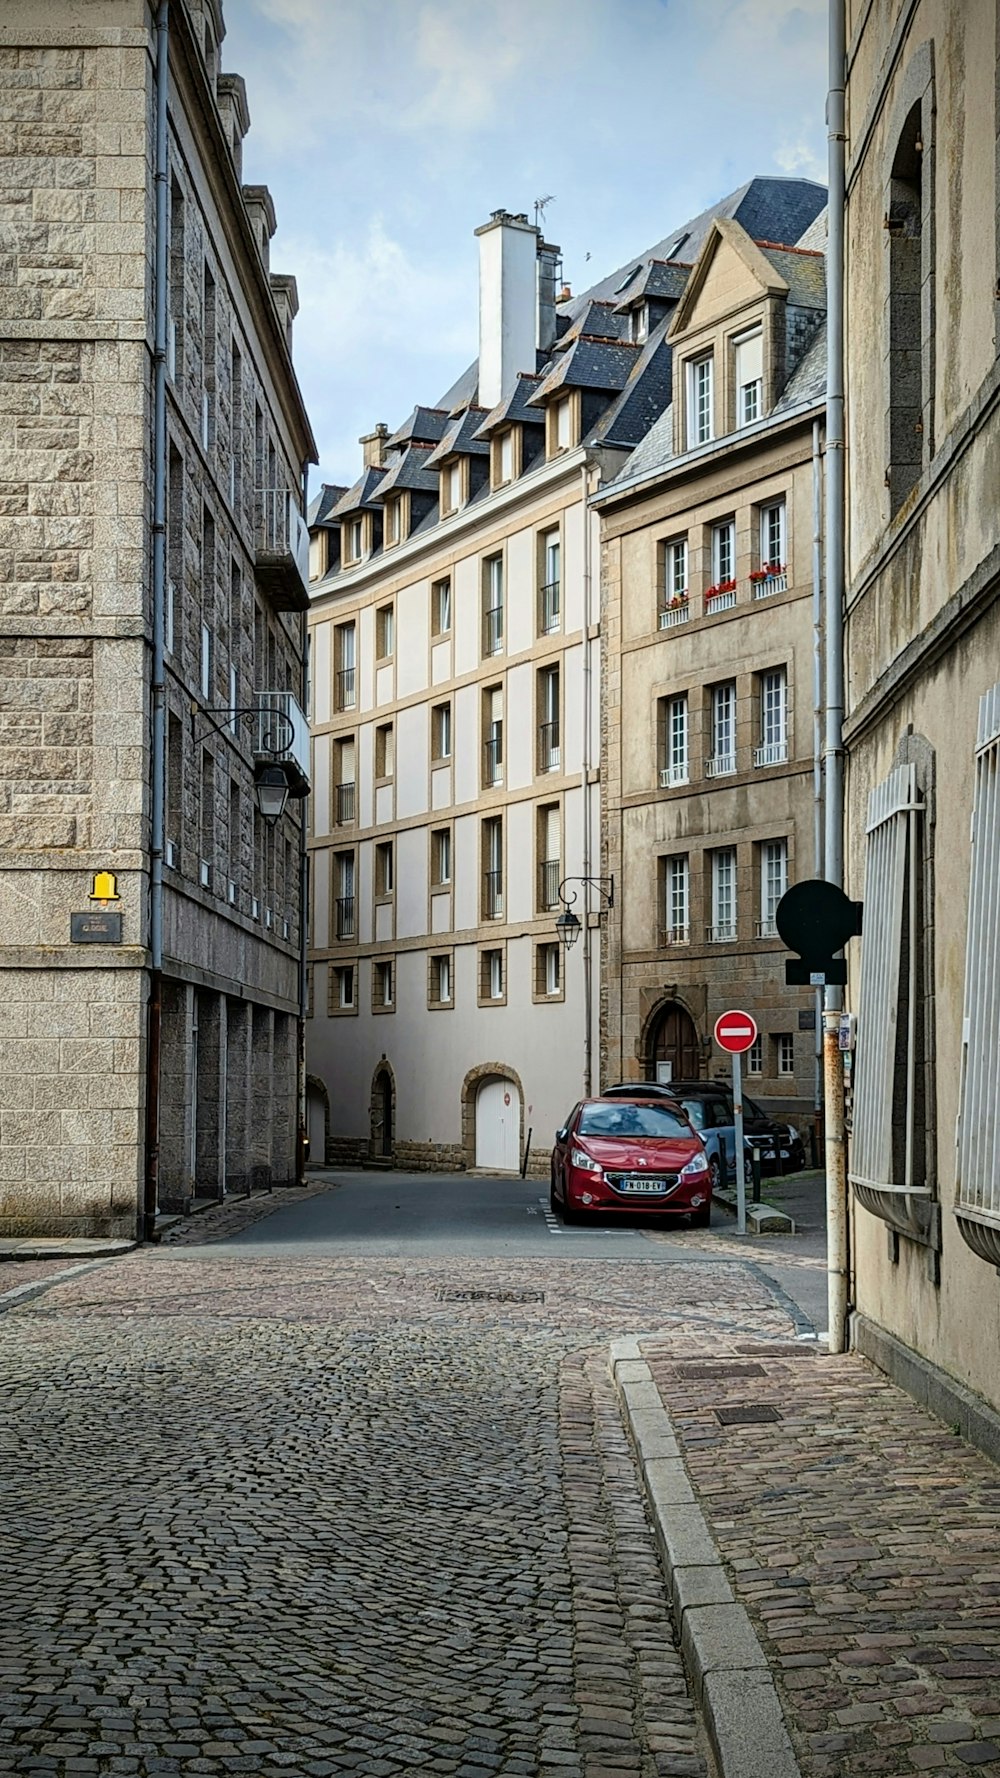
xmin=709 ymin=847 xmax=736 ymax=942
xmin=734 ymin=330 xmax=763 ymax=427
xmin=442 ymin=460 xmax=463 ymax=515
xmin=346 ymin=517 xmax=363 ymax=564
xmin=429 ymin=953 xmax=452 ymax=1007
xmin=373 ymin=959 xmax=394 ymax=1010
xmin=659 ymin=538 xmax=688 ymax=623
xmin=540 ymin=530 xmax=560 ymax=633
xmin=710 ymin=519 xmax=735 ymax=591
xmin=497 ymin=429 xmax=514 ymax=485
xmin=335 ymin=624 xmax=356 ymax=710
xmin=168 ymin=176 xmax=184 ymax=380
xmin=687 ymin=354 xmax=713 ymax=447
xmin=376 ymin=604 xmax=394 ymax=660
xmin=375 ymin=841 xmax=394 ymax=898
xmin=538 ymin=666 xmax=560 ymax=772
xmin=375 ymin=723 xmax=394 ymax=781
xmin=200 ymin=623 xmax=212 ymax=699
xmin=483 ymin=816 xmax=503 ymax=919
xmin=776 ymin=1033 xmax=795 ymax=1076
xmin=335 ymin=851 xmax=355 ymax=939
xmin=747 ymin=1034 xmax=763 ymax=1075
xmin=432 ymin=578 xmax=452 ymax=636
xmin=330 ymin=964 xmax=355 ymax=1013
xmin=663 ymin=854 xmax=689 ymax=944
xmin=200 ymin=750 xmax=214 ymax=889
xmin=886 ymin=98 xmax=933 ymax=514
xmin=758 ymin=839 xmax=787 ymax=937
xmin=660 ymin=695 xmax=688 ymax=788
xmin=483 ymin=554 xmax=504 ymax=655
xmin=538 ymin=804 xmax=561 ymax=911
xmin=335 ymin=738 xmax=356 ymax=825
xmin=385 ymin=498 xmax=402 ymax=547
xmin=630 ymin=303 xmax=648 ymax=345
xmin=849 ymin=762 xmax=926 ymax=1196
xmin=708 ymin=682 xmax=736 ymax=777
xmin=756 ymin=669 xmax=788 ymax=767
xmin=536 ymin=942 xmax=562 ymax=998
xmin=481 ymin=948 xmax=504 ymax=1002
xmin=759 ymin=501 xmax=786 ymax=577
xmin=432 ymin=827 xmax=451 ymax=886
xmin=554 ymin=397 xmax=573 ymax=452
xmin=483 ymin=685 xmax=503 ymax=787
xmin=230 ymin=339 xmax=242 ymax=509
xmin=958 ymin=687 xmax=1000 ymax=1247
xmin=432 ymin=701 xmax=452 ymax=762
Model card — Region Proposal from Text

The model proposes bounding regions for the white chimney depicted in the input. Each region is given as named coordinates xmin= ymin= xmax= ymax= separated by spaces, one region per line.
xmin=475 ymin=210 xmax=539 ymax=411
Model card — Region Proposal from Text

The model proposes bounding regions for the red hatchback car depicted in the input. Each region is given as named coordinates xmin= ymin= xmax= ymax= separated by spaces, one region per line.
xmin=550 ymin=1096 xmax=712 ymax=1225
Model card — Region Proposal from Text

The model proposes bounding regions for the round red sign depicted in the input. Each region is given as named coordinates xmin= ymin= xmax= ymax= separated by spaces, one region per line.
xmin=714 ymin=1009 xmax=758 ymax=1054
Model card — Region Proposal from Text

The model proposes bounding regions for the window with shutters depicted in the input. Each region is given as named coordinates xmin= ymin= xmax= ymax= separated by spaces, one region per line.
xmin=734 ymin=329 xmax=763 ymax=426
xmin=849 ymin=761 xmax=930 ymax=1206
xmin=956 ymin=686 xmax=1000 ymax=1266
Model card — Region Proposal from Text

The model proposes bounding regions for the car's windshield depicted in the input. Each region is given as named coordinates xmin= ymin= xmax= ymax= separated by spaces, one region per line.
xmin=578 ymin=1103 xmax=690 ymax=1138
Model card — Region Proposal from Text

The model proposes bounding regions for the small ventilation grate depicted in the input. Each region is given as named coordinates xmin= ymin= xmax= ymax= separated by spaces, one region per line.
xmin=436 ymin=1288 xmax=545 ymax=1305
xmin=715 ymin=1404 xmax=783 ymax=1425
xmin=676 ymin=1363 xmax=766 ymax=1380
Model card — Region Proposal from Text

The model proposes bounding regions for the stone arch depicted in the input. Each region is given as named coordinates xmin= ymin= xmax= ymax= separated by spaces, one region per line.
xmin=305 ymin=1073 xmax=330 ymax=1166
xmin=882 ymin=40 xmax=936 ymax=509
xmin=369 ymin=1056 xmax=395 ymax=1162
xmin=460 ymin=1060 xmax=526 ymax=1172
xmin=640 ymin=995 xmax=703 ymax=1084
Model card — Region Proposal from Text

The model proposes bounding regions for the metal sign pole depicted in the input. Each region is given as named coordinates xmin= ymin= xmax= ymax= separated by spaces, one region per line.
xmin=733 ymin=1049 xmax=746 ymax=1235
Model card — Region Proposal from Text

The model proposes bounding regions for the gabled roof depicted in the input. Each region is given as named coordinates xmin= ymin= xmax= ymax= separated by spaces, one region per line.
xmin=755 ymin=242 xmax=826 ymax=309
xmin=329 ymin=465 xmax=386 ymax=519
xmin=611 ymin=259 xmax=691 ymax=312
xmin=609 ymin=401 xmax=674 ymax=485
xmin=369 ymin=442 xmax=440 ymax=499
xmin=424 ymin=406 xmax=491 ymax=467
xmin=668 ymin=219 xmax=790 ymax=336
xmin=387 ymin=405 xmax=451 ymax=448
xmin=307 ymin=483 xmax=347 ymax=527
xmin=527 ymin=338 xmax=643 ymax=404
xmin=473 ymin=374 xmax=546 ymax=440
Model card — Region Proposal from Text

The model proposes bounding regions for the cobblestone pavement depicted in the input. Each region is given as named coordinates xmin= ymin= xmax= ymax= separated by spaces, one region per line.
xmin=643 ymin=1340 xmax=1000 ymax=1776
xmin=0 ymin=1258 xmax=80 ymax=1297
xmin=0 ymin=1250 xmax=796 ymax=1778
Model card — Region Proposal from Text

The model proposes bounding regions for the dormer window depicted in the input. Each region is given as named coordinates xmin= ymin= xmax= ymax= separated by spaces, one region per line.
xmin=687 ymin=354 xmax=714 ymax=448
xmin=384 ymin=497 xmax=404 ymax=547
xmin=441 ymin=459 xmax=464 ymax=516
xmin=735 ymin=330 xmax=763 ymax=427
xmin=344 ymin=516 xmax=363 ymax=565
xmin=555 ymin=397 xmax=573 ymax=450
xmin=630 ymin=304 xmax=648 ymax=345
xmin=496 ymin=429 xmax=514 ymax=486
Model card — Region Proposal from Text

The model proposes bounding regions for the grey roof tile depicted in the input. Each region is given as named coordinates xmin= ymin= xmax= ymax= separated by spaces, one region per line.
xmin=527 ymin=337 xmax=643 ymax=403
xmin=756 ymin=241 xmax=826 ymax=308
xmin=329 ymin=464 xmax=386 ymax=519
xmin=588 ymin=323 xmax=674 ymax=449
xmin=369 ymin=442 xmax=440 ymax=498
xmin=473 ymin=374 xmax=547 ymax=439
xmin=424 ymin=406 xmax=491 ymax=466
xmin=611 ymin=258 xmax=691 ymax=311
xmin=386 ymin=405 xmax=451 ymax=447
xmin=307 ymin=483 xmax=347 ymax=526
xmin=773 ymin=320 xmax=827 ymax=412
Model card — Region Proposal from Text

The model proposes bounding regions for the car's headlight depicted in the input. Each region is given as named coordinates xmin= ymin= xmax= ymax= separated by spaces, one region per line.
xmin=680 ymin=1154 xmax=708 ymax=1178
xmin=570 ymin=1147 xmax=601 ymax=1173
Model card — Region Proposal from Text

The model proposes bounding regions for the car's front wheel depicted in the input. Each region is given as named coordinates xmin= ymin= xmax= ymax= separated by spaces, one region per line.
xmin=708 ymin=1156 xmax=722 ymax=1196
xmin=549 ymin=1170 xmax=560 ymax=1215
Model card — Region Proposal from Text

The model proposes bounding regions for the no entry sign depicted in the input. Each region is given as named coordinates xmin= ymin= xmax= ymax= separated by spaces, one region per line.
xmin=714 ymin=1009 xmax=758 ymax=1055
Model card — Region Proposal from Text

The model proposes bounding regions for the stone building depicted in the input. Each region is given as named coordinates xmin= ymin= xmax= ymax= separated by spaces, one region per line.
xmin=0 ymin=0 xmax=316 ymax=1237
xmin=305 ymin=180 xmax=825 ymax=1172
xmin=842 ymin=1 xmax=1000 ymax=1431
xmin=593 ymin=213 xmax=826 ymax=1124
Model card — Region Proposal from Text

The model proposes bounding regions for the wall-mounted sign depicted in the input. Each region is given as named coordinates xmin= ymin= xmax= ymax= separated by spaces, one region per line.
xmin=71 ymin=911 xmax=123 ymax=944
xmin=89 ymin=871 xmax=120 ymax=902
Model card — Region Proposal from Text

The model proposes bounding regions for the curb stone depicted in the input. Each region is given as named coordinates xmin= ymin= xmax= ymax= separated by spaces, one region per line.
xmin=0 ymin=1257 xmax=123 ymax=1312
xmin=611 ymin=1350 xmax=803 ymax=1778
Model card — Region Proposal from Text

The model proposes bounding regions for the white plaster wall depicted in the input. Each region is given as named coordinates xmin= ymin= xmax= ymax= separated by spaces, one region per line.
xmin=454 ymin=555 xmax=480 ymax=677
xmin=396 ymin=704 xmax=429 ymax=818
xmin=358 ymin=722 xmax=374 ymax=828
xmin=477 ymin=219 xmax=537 ymax=410
xmin=562 ymin=641 xmax=584 ymax=777
xmin=505 ymin=799 xmax=533 ymax=925
xmin=397 ymin=578 xmax=429 ymax=699
xmin=563 ymin=498 xmax=585 ymax=632
xmin=358 ymin=840 xmax=373 ymax=944
xmin=453 ymin=684 xmax=479 ymax=806
xmin=312 ymin=732 xmax=331 ymax=838
xmin=454 ymin=814 xmax=479 ymax=930
xmin=396 ymin=826 xmax=428 ymax=939
xmin=313 ymin=620 xmax=331 ymax=724
xmin=375 ymin=784 xmax=394 ymax=825
xmin=504 ymin=661 xmax=534 ymax=791
xmin=431 ymin=641 xmax=451 ymax=684
xmin=375 ymin=663 xmax=394 ymax=706
xmin=505 ymin=526 xmax=535 ymax=655
xmin=431 ymin=766 xmax=451 ymax=810
xmin=359 ymin=607 xmax=375 ymax=711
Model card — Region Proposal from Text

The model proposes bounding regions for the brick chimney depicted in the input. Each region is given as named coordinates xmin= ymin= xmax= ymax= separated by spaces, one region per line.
xmin=359 ymin=423 xmax=389 ymax=468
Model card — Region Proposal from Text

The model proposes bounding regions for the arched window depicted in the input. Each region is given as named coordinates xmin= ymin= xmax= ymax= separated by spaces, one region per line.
xmin=883 ymin=48 xmax=935 ymax=517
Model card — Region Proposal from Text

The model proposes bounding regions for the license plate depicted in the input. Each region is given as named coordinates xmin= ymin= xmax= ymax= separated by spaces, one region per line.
xmin=617 ymin=1177 xmax=669 ymax=1194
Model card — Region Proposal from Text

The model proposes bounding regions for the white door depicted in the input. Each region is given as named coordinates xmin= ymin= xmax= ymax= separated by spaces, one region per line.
xmin=475 ymin=1076 xmax=521 ymax=1171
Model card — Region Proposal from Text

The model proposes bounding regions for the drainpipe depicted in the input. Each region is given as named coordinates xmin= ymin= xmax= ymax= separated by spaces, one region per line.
xmin=143 ymin=0 xmax=169 ymax=1242
xmin=580 ymin=456 xmax=595 ymax=1097
xmin=824 ymin=0 xmax=849 ymax=1354
xmin=811 ymin=419 xmax=825 ymax=1130
xmin=297 ymin=460 xmax=310 ymax=1183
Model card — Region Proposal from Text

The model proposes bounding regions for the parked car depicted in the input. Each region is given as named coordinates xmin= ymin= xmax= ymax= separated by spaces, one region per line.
xmin=550 ymin=1096 xmax=712 ymax=1225
xmin=602 ymin=1080 xmax=805 ymax=1188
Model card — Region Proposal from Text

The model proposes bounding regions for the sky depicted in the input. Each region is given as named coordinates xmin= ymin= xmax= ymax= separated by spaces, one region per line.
xmin=221 ymin=0 xmax=829 ymax=492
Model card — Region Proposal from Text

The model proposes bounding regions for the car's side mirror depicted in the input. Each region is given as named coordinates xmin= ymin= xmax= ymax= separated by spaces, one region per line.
xmin=556 ymin=1127 xmax=569 ymax=1143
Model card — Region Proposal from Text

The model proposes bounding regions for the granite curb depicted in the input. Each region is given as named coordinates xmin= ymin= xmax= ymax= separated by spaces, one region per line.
xmin=610 ymin=1337 xmax=803 ymax=1778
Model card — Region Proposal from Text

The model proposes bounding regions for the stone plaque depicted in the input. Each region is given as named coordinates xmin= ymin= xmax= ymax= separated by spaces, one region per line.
xmin=797 ymin=1008 xmax=817 ymax=1030
xmin=71 ymin=911 xmax=123 ymax=944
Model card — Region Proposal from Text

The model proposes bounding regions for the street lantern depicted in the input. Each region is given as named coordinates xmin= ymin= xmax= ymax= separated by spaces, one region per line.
xmin=554 ymin=875 xmax=614 ymax=950
xmin=556 ymin=907 xmax=582 ymax=951
xmin=254 ymin=765 xmax=289 ymax=824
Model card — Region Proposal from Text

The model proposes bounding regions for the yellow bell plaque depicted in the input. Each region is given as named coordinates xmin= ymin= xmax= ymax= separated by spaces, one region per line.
xmin=90 ymin=871 xmax=120 ymax=902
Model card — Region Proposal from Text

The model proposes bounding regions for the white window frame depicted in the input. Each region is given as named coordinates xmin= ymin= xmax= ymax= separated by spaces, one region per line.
xmin=776 ymin=1033 xmax=795 ymax=1076
xmin=734 ymin=329 xmax=763 ymax=427
xmin=488 ymin=949 xmax=503 ymax=1000
xmin=756 ymin=669 xmax=788 ymax=767
xmin=498 ymin=430 xmax=514 ymax=484
xmin=200 ymin=623 xmax=212 ymax=699
xmin=760 ymin=500 xmax=786 ymax=571
xmin=661 ymin=695 xmax=688 ymax=788
xmin=544 ymin=944 xmax=561 ymax=995
xmin=376 ymin=604 xmax=394 ymax=661
xmin=687 ymin=354 xmax=714 ymax=447
xmin=710 ymin=847 xmax=737 ymax=942
xmin=663 ymin=538 xmax=688 ymax=604
xmin=711 ymin=520 xmax=734 ymax=587
xmin=957 ymin=685 xmax=1000 ymax=1231
xmin=433 ymin=578 xmax=452 ymax=635
xmin=338 ymin=965 xmax=355 ymax=1009
xmin=708 ymin=682 xmax=736 ymax=777
xmin=555 ymin=398 xmax=572 ymax=450
xmin=758 ymin=839 xmax=787 ymax=936
xmin=849 ymin=762 xmax=925 ymax=1196
xmin=747 ymin=1034 xmax=763 ymax=1074
xmin=433 ymin=828 xmax=451 ymax=886
xmin=664 ymin=854 xmax=689 ymax=943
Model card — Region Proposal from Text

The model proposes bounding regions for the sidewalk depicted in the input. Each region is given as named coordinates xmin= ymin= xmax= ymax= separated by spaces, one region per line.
xmin=614 ymin=1334 xmax=1000 ymax=1777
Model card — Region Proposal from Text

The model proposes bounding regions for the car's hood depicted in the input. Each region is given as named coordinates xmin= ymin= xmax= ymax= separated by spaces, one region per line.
xmin=573 ymin=1135 xmax=704 ymax=1170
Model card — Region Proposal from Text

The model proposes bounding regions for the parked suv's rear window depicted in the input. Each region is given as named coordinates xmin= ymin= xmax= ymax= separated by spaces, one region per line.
xmin=578 ymin=1103 xmax=690 ymax=1138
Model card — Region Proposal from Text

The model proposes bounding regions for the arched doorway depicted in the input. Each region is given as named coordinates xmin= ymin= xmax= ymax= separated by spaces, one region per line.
xmin=474 ymin=1074 xmax=521 ymax=1172
xmin=371 ymin=1064 xmax=394 ymax=1159
xmin=647 ymin=1001 xmax=700 ymax=1084
xmin=305 ymin=1076 xmax=328 ymax=1167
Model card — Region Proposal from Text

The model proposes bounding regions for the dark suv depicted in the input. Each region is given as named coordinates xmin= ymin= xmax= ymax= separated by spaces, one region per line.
xmin=602 ymin=1080 xmax=805 ymax=1188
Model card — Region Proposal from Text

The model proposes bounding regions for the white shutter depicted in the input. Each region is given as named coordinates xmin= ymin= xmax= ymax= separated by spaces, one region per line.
xmin=849 ymin=763 xmax=923 ymax=1194
xmin=957 ymin=686 xmax=1000 ymax=1224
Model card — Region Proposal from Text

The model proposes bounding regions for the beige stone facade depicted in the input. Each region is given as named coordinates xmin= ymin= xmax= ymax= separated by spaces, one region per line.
xmin=843 ymin=0 xmax=1000 ymax=1421
xmin=0 ymin=1 xmax=315 ymax=1236
xmin=595 ymin=220 xmax=825 ymax=1121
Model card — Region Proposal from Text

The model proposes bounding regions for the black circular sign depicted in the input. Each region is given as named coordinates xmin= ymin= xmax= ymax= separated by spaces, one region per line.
xmin=775 ymin=879 xmax=860 ymax=965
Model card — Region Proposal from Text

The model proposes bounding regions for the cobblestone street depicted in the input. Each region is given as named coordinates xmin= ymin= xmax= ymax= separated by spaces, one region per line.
xmin=0 ymin=1247 xmax=785 ymax=1778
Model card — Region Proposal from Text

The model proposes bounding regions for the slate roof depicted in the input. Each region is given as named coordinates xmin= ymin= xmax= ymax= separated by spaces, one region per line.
xmin=369 ymin=442 xmax=440 ymax=499
xmin=756 ymin=242 xmax=826 ymax=309
xmin=773 ymin=320 xmax=827 ymax=413
xmin=527 ymin=338 xmax=643 ymax=404
xmin=611 ymin=259 xmax=691 ymax=311
xmin=554 ymin=300 xmax=630 ymax=346
xmin=795 ymin=206 xmax=828 ymax=252
xmin=307 ymin=484 xmax=347 ymax=527
xmin=611 ymin=402 xmax=674 ymax=484
xmin=473 ymin=375 xmax=546 ymax=440
xmin=587 ymin=325 xmax=674 ymax=450
xmin=329 ymin=465 xmax=386 ymax=519
xmin=387 ymin=406 xmax=450 ymax=448
xmin=424 ymin=406 xmax=491 ymax=466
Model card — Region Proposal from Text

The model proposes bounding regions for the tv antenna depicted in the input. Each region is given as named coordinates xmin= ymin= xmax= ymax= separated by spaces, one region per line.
xmin=534 ymin=193 xmax=555 ymax=230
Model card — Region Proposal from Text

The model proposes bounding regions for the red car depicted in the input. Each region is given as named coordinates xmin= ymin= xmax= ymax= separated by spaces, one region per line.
xmin=550 ymin=1096 xmax=712 ymax=1225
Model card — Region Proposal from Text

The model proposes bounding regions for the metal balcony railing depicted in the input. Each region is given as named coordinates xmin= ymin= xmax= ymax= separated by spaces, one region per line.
xmin=752 ymin=570 xmax=788 ymax=598
xmin=336 ymin=666 xmax=356 ymax=709
xmin=255 ymin=486 xmax=310 ymax=611
xmin=484 ymin=605 xmax=504 ymax=655
xmin=755 ymin=917 xmax=778 ymax=938
xmin=484 ymin=735 xmax=503 ymax=786
xmin=659 ymin=762 xmax=688 ymax=788
xmin=706 ymin=921 xmax=737 ymax=943
xmin=254 ymin=689 xmax=310 ymax=790
xmin=658 ymin=597 xmax=690 ymax=629
xmin=335 ymin=895 xmax=355 ymax=939
xmin=540 ymin=579 xmax=561 ymax=633
xmin=704 ymin=586 xmax=737 ymax=614
xmin=483 ymin=870 xmax=504 ymax=919
xmin=336 ymin=781 xmax=355 ymax=824
xmin=659 ymin=923 xmax=690 ymax=946
xmin=754 ymin=740 xmax=788 ymax=767
xmin=539 ymin=719 xmax=560 ymax=772
xmin=705 ymin=753 xmax=736 ymax=779
xmin=540 ymin=858 xmax=561 ymax=910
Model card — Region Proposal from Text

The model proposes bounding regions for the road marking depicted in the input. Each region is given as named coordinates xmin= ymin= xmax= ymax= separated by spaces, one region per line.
xmin=538 ymin=1197 xmax=563 ymax=1236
